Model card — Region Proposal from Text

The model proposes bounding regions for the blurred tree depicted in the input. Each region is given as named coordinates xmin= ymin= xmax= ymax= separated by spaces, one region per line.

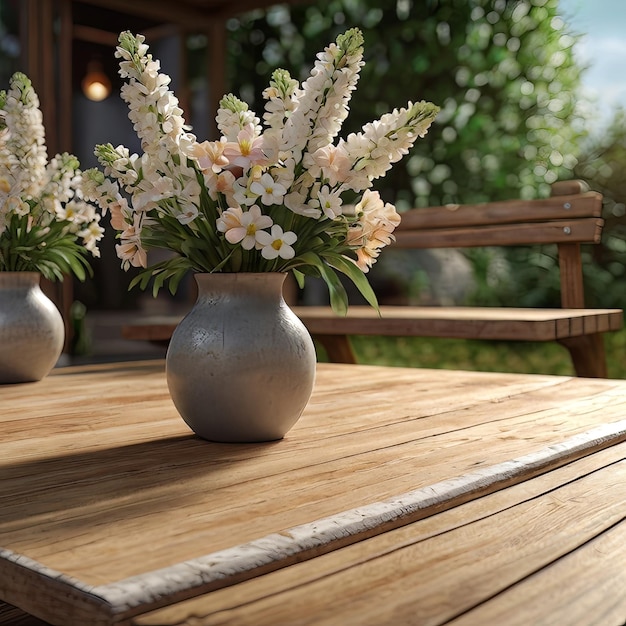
xmin=462 ymin=107 xmax=626 ymax=311
xmin=225 ymin=0 xmax=587 ymax=209
xmin=573 ymin=109 xmax=626 ymax=309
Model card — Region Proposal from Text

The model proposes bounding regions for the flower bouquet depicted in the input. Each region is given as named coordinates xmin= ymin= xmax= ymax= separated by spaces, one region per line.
xmin=0 ymin=73 xmax=104 ymax=383
xmin=84 ymin=28 xmax=439 ymax=314
xmin=0 ymin=72 xmax=104 ymax=280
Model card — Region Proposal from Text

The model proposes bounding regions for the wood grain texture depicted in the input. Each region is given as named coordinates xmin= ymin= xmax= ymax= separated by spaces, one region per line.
xmin=396 ymin=191 xmax=602 ymax=230
xmin=3 ymin=361 xmax=626 ymax=624
xmin=393 ymin=217 xmax=603 ymax=249
xmin=121 ymin=306 xmax=624 ymax=343
xmin=130 ymin=441 xmax=626 ymax=626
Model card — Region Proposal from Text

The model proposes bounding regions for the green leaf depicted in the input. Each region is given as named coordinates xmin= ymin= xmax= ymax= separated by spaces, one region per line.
xmin=324 ymin=253 xmax=380 ymax=312
xmin=292 ymin=268 xmax=306 ymax=289
xmin=317 ymin=262 xmax=349 ymax=316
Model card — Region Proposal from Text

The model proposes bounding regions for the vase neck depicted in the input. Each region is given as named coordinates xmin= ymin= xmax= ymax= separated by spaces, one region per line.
xmin=194 ymin=272 xmax=287 ymax=300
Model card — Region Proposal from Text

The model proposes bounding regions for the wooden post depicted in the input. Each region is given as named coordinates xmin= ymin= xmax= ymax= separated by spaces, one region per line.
xmin=207 ymin=19 xmax=227 ymax=140
xmin=19 ymin=0 xmax=75 ymax=352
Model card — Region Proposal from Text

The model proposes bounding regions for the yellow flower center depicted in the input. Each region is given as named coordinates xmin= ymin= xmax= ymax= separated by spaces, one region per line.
xmin=246 ymin=224 xmax=257 ymax=236
xmin=272 ymin=239 xmax=283 ymax=251
xmin=239 ymin=139 xmax=251 ymax=156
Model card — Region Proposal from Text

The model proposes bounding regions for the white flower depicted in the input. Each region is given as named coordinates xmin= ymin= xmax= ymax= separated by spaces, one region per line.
xmin=115 ymin=213 xmax=147 ymax=269
xmin=346 ymin=190 xmax=401 ymax=272
xmin=0 ymin=72 xmax=104 ymax=277
xmin=205 ymin=169 xmax=237 ymax=205
xmin=190 ymin=138 xmax=229 ymax=174
xmin=284 ymin=190 xmax=322 ymax=219
xmin=281 ymin=29 xmax=364 ymax=160
xmin=250 ymin=173 xmax=287 ymax=205
xmin=308 ymin=144 xmax=352 ymax=187
xmin=176 ymin=202 xmax=199 ymax=225
xmin=116 ymin=31 xmax=189 ymax=160
xmin=311 ymin=185 xmax=343 ymax=219
xmin=89 ymin=30 xmax=438 ymax=315
xmin=263 ymin=69 xmax=300 ymax=130
xmin=343 ymin=101 xmax=439 ymax=185
xmin=222 ymin=123 xmax=268 ymax=171
xmin=216 ymin=205 xmax=273 ymax=250
xmin=257 ymin=224 xmax=297 ymax=260
xmin=78 ymin=217 xmax=104 ymax=257
xmin=217 ymin=94 xmax=262 ymax=141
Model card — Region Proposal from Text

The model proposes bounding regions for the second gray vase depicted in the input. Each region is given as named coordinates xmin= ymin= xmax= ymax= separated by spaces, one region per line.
xmin=0 ymin=272 xmax=65 ymax=384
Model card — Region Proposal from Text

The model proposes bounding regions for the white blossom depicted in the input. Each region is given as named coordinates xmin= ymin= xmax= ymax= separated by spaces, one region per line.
xmin=0 ymin=72 xmax=104 ymax=271
xmin=87 ymin=29 xmax=438 ymax=313
xmin=257 ymin=224 xmax=297 ymax=260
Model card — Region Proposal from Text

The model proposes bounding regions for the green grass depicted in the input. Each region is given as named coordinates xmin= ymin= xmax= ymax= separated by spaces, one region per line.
xmin=317 ymin=328 xmax=626 ymax=379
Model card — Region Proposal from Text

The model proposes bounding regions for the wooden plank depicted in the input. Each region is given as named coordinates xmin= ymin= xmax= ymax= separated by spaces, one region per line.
xmin=448 ymin=522 xmax=626 ymax=625
xmin=74 ymin=0 xmax=223 ymax=30
xmin=551 ymin=179 xmax=589 ymax=196
xmin=393 ymin=218 xmax=603 ymax=249
xmin=4 ymin=363 xmax=626 ymax=624
xmin=397 ymin=191 xmax=602 ymax=230
xmin=129 ymin=441 xmax=626 ymax=626
xmin=121 ymin=316 xmax=180 ymax=342
xmin=121 ymin=307 xmax=624 ymax=344
xmin=293 ymin=306 xmax=624 ymax=342
xmin=0 ymin=602 xmax=49 ymax=625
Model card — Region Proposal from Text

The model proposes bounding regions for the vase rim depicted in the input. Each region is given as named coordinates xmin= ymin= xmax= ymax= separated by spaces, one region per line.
xmin=193 ymin=271 xmax=287 ymax=276
xmin=193 ymin=272 xmax=288 ymax=283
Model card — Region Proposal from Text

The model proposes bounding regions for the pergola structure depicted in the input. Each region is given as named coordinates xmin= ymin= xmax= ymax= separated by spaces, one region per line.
xmin=21 ymin=0 xmax=306 ymax=155
xmin=16 ymin=0 xmax=306 ymax=346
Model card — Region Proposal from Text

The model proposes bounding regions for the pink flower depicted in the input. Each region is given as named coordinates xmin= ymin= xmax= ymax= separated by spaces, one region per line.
xmin=310 ymin=144 xmax=352 ymax=186
xmin=115 ymin=214 xmax=147 ymax=269
xmin=222 ymin=123 xmax=268 ymax=171
xmin=216 ymin=205 xmax=273 ymax=250
xmin=190 ymin=139 xmax=229 ymax=173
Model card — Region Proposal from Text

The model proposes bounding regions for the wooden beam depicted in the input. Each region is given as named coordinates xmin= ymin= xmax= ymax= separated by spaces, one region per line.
xmin=207 ymin=18 xmax=226 ymax=139
xmin=72 ymin=23 xmax=119 ymax=45
xmin=75 ymin=0 xmax=220 ymax=31
xmin=58 ymin=0 xmax=74 ymax=153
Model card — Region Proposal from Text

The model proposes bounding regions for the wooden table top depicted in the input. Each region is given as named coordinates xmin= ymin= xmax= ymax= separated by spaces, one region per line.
xmin=1 ymin=361 xmax=626 ymax=625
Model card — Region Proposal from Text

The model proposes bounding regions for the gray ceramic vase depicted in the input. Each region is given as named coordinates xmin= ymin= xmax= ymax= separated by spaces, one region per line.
xmin=165 ymin=272 xmax=317 ymax=442
xmin=0 ymin=272 xmax=65 ymax=384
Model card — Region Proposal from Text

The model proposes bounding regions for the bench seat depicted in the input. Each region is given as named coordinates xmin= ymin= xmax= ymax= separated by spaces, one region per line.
xmin=291 ymin=305 xmax=623 ymax=377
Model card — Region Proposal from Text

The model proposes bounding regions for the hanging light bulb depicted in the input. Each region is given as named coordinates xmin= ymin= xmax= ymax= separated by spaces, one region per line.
xmin=81 ymin=61 xmax=111 ymax=102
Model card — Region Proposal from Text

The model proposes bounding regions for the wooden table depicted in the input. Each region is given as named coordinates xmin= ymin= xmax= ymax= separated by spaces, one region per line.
xmin=2 ymin=361 xmax=626 ymax=625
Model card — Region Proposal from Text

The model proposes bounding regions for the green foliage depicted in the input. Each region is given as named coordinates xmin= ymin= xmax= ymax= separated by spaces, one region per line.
xmin=479 ymin=108 xmax=626 ymax=312
xmin=226 ymin=0 xmax=586 ymax=209
xmin=223 ymin=1 xmax=625 ymax=314
xmin=325 ymin=328 xmax=626 ymax=379
xmin=573 ymin=109 xmax=626 ymax=309
xmin=0 ymin=213 xmax=92 ymax=282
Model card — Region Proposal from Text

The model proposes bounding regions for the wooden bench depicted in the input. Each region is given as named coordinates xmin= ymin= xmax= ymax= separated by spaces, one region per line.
xmin=294 ymin=180 xmax=622 ymax=377
xmin=121 ymin=181 xmax=623 ymax=378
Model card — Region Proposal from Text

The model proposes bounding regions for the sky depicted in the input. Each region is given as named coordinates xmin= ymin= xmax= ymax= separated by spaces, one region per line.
xmin=558 ymin=0 xmax=626 ymax=131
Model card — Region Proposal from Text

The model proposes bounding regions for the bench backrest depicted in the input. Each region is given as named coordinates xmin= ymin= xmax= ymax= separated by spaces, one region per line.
xmin=392 ymin=181 xmax=604 ymax=309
